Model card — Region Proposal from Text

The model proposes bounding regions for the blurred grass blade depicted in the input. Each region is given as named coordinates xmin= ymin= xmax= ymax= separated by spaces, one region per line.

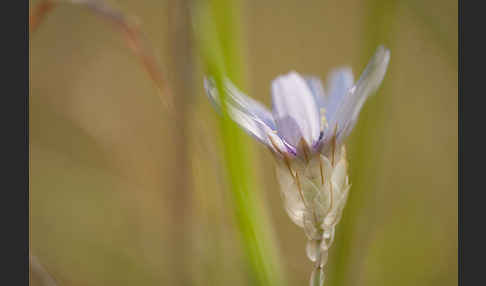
xmin=192 ymin=1 xmax=287 ymax=286
xmin=327 ymin=1 xmax=398 ymax=286
xmin=166 ymin=0 xmax=196 ymax=284
xmin=30 ymin=254 xmax=58 ymax=286
xmin=405 ymin=0 xmax=457 ymax=70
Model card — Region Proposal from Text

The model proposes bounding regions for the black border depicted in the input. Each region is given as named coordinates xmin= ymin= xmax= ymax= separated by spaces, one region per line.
xmin=3 ymin=0 xmax=29 ymax=284
xmin=26 ymin=0 xmax=30 ymax=283
xmin=459 ymin=0 xmax=484 ymax=284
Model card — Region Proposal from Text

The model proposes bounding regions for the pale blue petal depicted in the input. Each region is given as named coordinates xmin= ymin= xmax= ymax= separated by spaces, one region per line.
xmin=326 ymin=45 xmax=390 ymax=145
xmin=304 ymin=76 xmax=326 ymax=110
xmin=324 ymin=67 xmax=354 ymax=122
xmin=271 ymin=71 xmax=321 ymax=147
xmin=222 ymin=79 xmax=276 ymax=130
xmin=204 ymin=78 xmax=285 ymax=152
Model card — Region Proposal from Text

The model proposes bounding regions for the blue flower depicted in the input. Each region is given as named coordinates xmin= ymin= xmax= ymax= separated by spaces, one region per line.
xmin=204 ymin=45 xmax=390 ymax=158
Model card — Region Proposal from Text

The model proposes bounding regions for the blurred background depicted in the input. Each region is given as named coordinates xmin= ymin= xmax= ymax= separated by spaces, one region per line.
xmin=29 ymin=0 xmax=457 ymax=285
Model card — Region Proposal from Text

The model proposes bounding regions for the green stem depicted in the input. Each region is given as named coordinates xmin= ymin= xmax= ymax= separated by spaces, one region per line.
xmin=327 ymin=1 xmax=398 ymax=286
xmin=192 ymin=1 xmax=286 ymax=286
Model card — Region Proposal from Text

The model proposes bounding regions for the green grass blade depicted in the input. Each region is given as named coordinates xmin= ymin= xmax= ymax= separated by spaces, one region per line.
xmin=327 ymin=1 xmax=398 ymax=286
xmin=192 ymin=1 xmax=287 ymax=286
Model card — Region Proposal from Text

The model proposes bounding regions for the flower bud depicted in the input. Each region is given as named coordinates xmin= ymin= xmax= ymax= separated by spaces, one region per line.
xmin=275 ymin=145 xmax=350 ymax=274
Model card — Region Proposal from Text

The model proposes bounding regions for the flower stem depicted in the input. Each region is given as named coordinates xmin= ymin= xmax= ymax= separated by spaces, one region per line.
xmin=309 ymin=244 xmax=325 ymax=286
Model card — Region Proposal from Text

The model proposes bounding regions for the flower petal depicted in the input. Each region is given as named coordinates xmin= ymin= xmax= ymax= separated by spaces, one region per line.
xmin=204 ymin=77 xmax=286 ymax=152
xmin=271 ymin=71 xmax=321 ymax=148
xmin=304 ymin=76 xmax=326 ymax=110
xmin=222 ymin=78 xmax=276 ymax=130
xmin=328 ymin=45 xmax=390 ymax=144
xmin=324 ymin=67 xmax=354 ymax=122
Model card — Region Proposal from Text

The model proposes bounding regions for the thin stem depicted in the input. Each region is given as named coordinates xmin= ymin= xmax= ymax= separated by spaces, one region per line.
xmin=192 ymin=0 xmax=286 ymax=285
xmin=29 ymin=0 xmax=56 ymax=33
xmin=309 ymin=244 xmax=325 ymax=286
xmin=29 ymin=0 xmax=174 ymax=108
xmin=166 ymin=0 xmax=195 ymax=284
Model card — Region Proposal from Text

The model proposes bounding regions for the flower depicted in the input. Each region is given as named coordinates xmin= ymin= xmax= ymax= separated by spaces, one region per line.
xmin=204 ymin=45 xmax=390 ymax=285
xmin=205 ymin=45 xmax=390 ymax=159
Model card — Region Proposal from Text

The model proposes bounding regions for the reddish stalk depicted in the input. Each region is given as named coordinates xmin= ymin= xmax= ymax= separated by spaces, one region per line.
xmin=29 ymin=0 xmax=173 ymax=108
